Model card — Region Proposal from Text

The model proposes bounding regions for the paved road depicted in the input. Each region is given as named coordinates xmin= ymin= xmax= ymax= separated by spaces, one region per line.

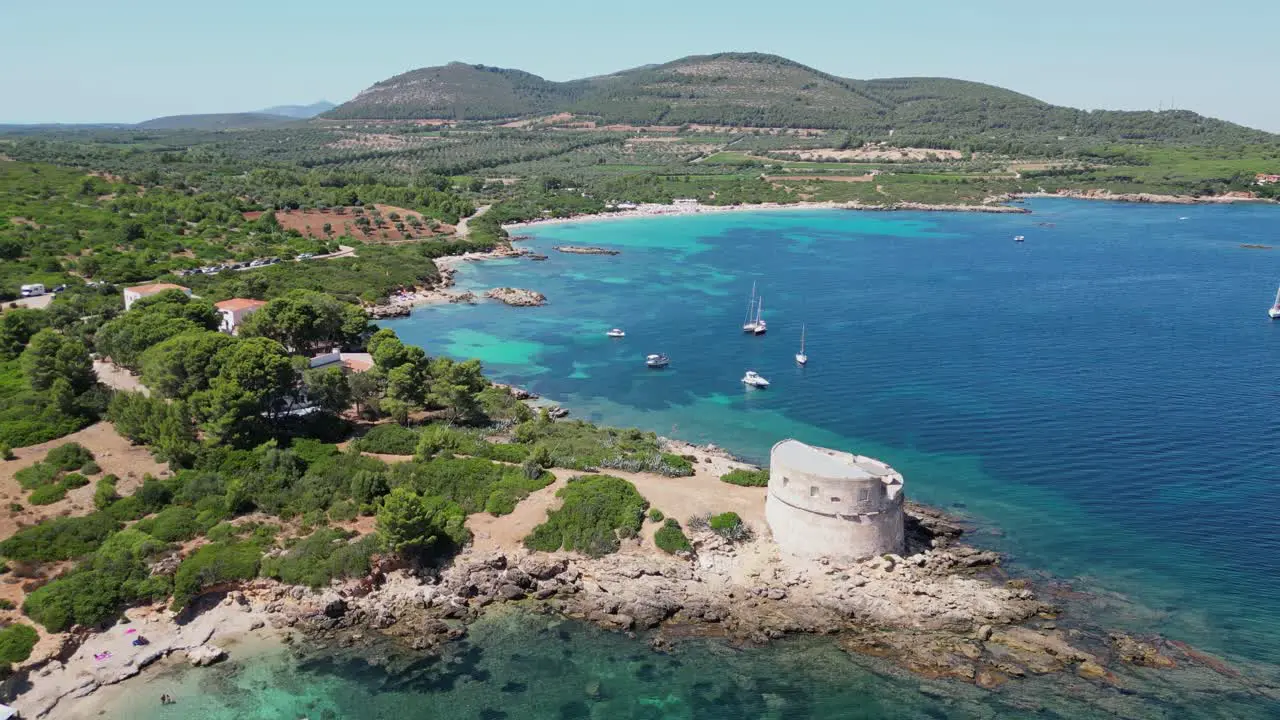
xmin=2 ymin=294 xmax=53 ymax=312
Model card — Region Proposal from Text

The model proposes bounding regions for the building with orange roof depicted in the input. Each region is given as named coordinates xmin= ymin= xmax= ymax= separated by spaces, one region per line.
xmin=214 ymin=298 xmax=268 ymax=335
xmin=123 ymin=283 xmax=191 ymax=311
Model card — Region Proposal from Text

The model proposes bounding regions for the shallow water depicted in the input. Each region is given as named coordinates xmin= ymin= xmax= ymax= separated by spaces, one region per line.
xmin=107 ymin=200 xmax=1280 ymax=717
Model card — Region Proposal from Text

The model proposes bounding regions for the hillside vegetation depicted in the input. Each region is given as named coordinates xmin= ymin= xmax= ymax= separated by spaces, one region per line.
xmin=327 ymin=52 xmax=1274 ymax=145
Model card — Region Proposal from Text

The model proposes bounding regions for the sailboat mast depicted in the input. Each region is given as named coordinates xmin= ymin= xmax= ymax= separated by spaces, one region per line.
xmin=1274 ymin=286 xmax=1280 ymax=307
xmin=800 ymin=324 xmax=805 ymax=353
xmin=744 ymin=282 xmax=756 ymax=326
xmin=756 ymin=296 xmax=763 ymax=324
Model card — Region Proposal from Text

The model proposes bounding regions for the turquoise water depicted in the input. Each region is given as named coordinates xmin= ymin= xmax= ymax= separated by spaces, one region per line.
xmin=115 ymin=201 xmax=1280 ymax=717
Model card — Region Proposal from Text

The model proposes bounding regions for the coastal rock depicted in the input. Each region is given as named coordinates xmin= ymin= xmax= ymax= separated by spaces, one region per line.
xmin=366 ymin=304 xmax=410 ymax=319
xmin=1111 ymin=633 xmax=1177 ymax=669
xmin=554 ymin=246 xmax=621 ymax=256
xmin=484 ymin=287 xmax=546 ymax=307
xmin=322 ymin=596 xmax=349 ymax=619
xmin=187 ymin=645 xmax=228 ymax=667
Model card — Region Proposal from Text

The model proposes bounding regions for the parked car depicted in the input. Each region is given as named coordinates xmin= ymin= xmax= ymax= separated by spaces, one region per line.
xmin=52 ymin=284 xmax=68 ymax=293
xmin=297 ymin=253 xmax=315 ymax=261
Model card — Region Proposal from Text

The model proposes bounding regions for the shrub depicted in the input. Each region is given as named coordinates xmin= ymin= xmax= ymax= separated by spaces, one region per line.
xmin=60 ymin=472 xmax=89 ymax=489
xmin=0 ymin=443 xmax=13 ymax=460
xmin=720 ymin=468 xmax=769 ymax=487
xmin=0 ymin=623 xmax=38 ymax=664
xmin=94 ymin=476 xmax=119 ymax=509
xmin=483 ymin=488 xmax=518 ymax=515
xmin=328 ymin=499 xmax=358 ymax=523
xmin=648 ymin=508 xmax=664 ymax=522
xmin=79 ymin=461 xmax=101 ymax=475
xmin=0 ymin=512 xmax=120 ymax=562
xmin=6 ymin=503 xmax=20 ymax=512
xmin=352 ymin=424 xmax=419 ymax=455
xmin=138 ymin=506 xmax=200 ymax=543
xmin=709 ymin=511 xmax=753 ymax=543
xmin=260 ymin=529 xmax=380 ymax=588
xmin=45 ymin=442 xmax=94 ymax=472
xmin=654 ymin=519 xmax=692 ymax=555
xmin=171 ymin=541 xmax=264 ymax=609
xmin=15 ymin=463 xmax=58 ymax=491
xmin=375 ymin=487 xmax=468 ymax=560
xmin=28 ymin=484 xmax=68 ymax=505
xmin=390 ymin=456 xmax=552 ymax=515
xmin=0 ymin=599 xmax=13 ymax=610
xmin=524 ymin=475 xmax=648 ymax=557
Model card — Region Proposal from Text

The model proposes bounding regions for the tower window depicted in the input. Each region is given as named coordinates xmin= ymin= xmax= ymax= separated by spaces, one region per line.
xmin=830 ymin=497 xmax=841 ymax=503
xmin=810 ymin=486 xmax=818 ymax=498
xmin=858 ymin=488 xmax=870 ymax=502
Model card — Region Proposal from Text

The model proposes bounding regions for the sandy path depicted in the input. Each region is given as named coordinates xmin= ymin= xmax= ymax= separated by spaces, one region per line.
xmin=455 ymin=204 xmax=491 ymax=239
xmin=93 ymin=360 xmax=148 ymax=395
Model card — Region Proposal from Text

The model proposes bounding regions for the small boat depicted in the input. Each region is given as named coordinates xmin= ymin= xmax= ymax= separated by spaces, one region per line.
xmin=742 ymin=370 xmax=770 ymax=388
xmin=752 ymin=296 xmax=767 ymax=335
xmin=1014 ymin=235 xmax=1025 ymax=243
xmin=1269 ymin=287 xmax=1280 ymax=319
xmin=795 ymin=324 xmax=808 ymax=365
xmin=646 ymin=353 xmax=669 ymax=368
xmin=606 ymin=328 xmax=626 ymax=338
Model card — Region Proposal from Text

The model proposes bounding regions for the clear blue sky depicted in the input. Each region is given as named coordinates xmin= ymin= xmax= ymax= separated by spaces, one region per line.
xmin=4 ymin=0 xmax=1278 ymax=131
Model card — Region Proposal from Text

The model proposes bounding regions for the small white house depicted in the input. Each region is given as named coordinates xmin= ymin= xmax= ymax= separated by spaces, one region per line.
xmin=309 ymin=351 xmax=373 ymax=374
xmin=123 ymin=283 xmax=191 ymax=311
xmin=214 ymin=298 xmax=267 ymax=335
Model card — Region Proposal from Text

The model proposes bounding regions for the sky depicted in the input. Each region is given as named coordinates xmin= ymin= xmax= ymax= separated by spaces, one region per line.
xmin=3 ymin=0 xmax=1278 ymax=132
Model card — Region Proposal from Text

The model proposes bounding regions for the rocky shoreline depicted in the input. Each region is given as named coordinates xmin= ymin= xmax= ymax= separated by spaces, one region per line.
xmin=554 ymin=245 xmax=622 ymax=255
xmin=1013 ymin=189 xmax=1277 ymax=205
xmin=484 ymin=287 xmax=547 ymax=307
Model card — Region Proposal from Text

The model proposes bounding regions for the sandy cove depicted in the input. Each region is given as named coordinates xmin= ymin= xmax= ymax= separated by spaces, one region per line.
xmin=12 ymin=441 xmax=1263 ymax=717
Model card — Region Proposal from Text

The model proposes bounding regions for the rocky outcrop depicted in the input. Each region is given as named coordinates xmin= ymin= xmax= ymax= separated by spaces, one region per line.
xmin=554 ymin=246 xmax=621 ymax=256
xmin=186 ymin=644 xmax=227 ymax=667
xmin=367 ymin=304 xmax=410 ymax=319
xmin=484 ymin=288 xmax=547 ymax=307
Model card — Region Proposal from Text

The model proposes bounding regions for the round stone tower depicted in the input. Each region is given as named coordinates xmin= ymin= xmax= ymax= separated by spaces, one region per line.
xmin=765 ymin=439 xmax=905 ymax=563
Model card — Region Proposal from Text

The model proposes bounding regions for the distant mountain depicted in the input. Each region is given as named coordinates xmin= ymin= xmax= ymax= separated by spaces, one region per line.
xmin=134 ymin=113 xmax=297 ymax=130
xmin=259 ymin=101 xmax=336 ymax=119
xmin=326 ymin=52 xmax=1274 ymax=144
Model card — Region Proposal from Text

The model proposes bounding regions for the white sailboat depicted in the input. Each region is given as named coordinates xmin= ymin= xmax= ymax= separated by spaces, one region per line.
xmin=752 ymin=296 xmax=767 ymax=335
xmin=742 ymin=282 xmax=760 ymax=332
xmin=795 ymin=324 xmax=808 ymax=365
xmin=1270 ymin=286 xmax=1280 ymax=319
xmin=742 ymin=370 xmax=770 ymax=388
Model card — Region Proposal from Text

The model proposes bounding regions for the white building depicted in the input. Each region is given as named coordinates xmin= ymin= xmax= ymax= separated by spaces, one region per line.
xmin=214 ymin=298 xmax=268 ymax=335
xmin=122 ymin=283 xmax=191 ymax=311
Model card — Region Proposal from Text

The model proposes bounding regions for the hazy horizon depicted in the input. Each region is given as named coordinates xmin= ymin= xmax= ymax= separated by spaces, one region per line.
xmin=4 ymin=0 xmax=1278 ymax=132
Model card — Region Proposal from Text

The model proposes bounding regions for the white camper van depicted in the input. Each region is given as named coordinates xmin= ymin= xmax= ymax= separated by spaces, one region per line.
xmin=20 ymin=284 xmax=45 ymax=297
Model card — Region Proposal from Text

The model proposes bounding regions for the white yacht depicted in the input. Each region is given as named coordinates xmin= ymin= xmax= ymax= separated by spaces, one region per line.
xmin=751 ymin=296 xmax=767 ymax=335
xmin=742 ymin=370 xmax=770 ymax=388
xmin=1014 ymin=235 xmax=1025 ymax=243
xmin=606 ymin=328 xmax=626 ymax=338
xmin=646 ymin=353 xmax=670 ymax=368
xmin=1270 ymin=287 xmax=1280 ymax=319
xmin=795 ymin=324 xmax=808 ymax=365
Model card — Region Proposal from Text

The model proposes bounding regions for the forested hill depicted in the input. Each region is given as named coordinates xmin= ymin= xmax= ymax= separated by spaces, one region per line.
xmin=326 ymin=52 xmax=1273 ymax=145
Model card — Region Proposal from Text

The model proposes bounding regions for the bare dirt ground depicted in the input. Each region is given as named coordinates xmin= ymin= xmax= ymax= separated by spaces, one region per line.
xmin=776 ymin=147 xmax=963 ymax=161
xmin=93 ymin=360 xmax=148 ymax=395
xmin=765 ymin=174 xmax=876 ymax=183
xmin=242 ymin=207 xmax=455 ymax=243
xmin=2 ymin=295 xmax=53 ymax=312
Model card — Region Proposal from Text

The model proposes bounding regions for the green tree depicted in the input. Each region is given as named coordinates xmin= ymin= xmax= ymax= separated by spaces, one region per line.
xmin=375 ymin=487 xmax=467 ymax=559
xmin=238 ymin=290 xmax=369 ymax=355
xmin=348 ymin=371 xmax=383 ymax=417
xmin=21 ymin=328 xmax=94 ymax=394
xmin=139 ymin=331 xmax=234 ymax=400
xmin=303 ymin=367 xmax=352 ymax=414
xmin=428 ymin=357 xmax=486 ymax=422
xmin=0 ymin=308 xmax=50 ymax=359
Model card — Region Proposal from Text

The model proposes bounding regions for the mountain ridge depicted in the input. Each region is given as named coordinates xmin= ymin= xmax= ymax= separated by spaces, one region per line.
xmin=325 ymin=52 xmax=1273 ymax=144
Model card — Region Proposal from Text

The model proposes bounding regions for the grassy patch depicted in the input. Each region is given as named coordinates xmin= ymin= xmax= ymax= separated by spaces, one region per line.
xmin=524 ymin=475 xmax=648 ymax=557
xmin=720 ymin=468 xmax=769 ymax=487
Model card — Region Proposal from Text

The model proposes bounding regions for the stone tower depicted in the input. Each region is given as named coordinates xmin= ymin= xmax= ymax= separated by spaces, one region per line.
xmin=765 ymin=439 xmax=905 ymax=563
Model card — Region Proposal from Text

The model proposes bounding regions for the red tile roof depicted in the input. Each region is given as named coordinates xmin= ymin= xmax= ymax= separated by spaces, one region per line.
xmin=126 ymin=283 xmax=189 ymax=294
xmin=215 ymin=298 xmax=268 ymax=311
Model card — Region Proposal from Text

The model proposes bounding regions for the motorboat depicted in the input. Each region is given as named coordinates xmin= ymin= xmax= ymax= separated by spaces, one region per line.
xmin=1270 ymin=286 xmax=1280 ymax=319
xmin=646 ymin=353 xmax=670 ymax=368
xmin=606 ymin=328 xmax=626 ymax=338
xmin=795 ymin=324 xmax=808 ymax=365
xmin=1014 ymin=235 xmax=1025 ymax=242
xmin=742 ymin=370 xmax=769 ymax=387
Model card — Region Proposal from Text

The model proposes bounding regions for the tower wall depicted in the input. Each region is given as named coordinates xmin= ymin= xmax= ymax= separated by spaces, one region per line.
xmin=765 ymin=440 xmax=905 ymax=563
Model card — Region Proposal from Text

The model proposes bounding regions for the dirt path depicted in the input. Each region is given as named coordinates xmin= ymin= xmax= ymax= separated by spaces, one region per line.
xmin=93 ymin=360 xmax=148 ymax=395
xmin=455 ymin=204 xmax=490 ymax=239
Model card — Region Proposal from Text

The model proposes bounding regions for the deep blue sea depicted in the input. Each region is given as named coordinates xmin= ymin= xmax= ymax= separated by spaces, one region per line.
xmin=117 ymin=200 xmax=1280 ymax=718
